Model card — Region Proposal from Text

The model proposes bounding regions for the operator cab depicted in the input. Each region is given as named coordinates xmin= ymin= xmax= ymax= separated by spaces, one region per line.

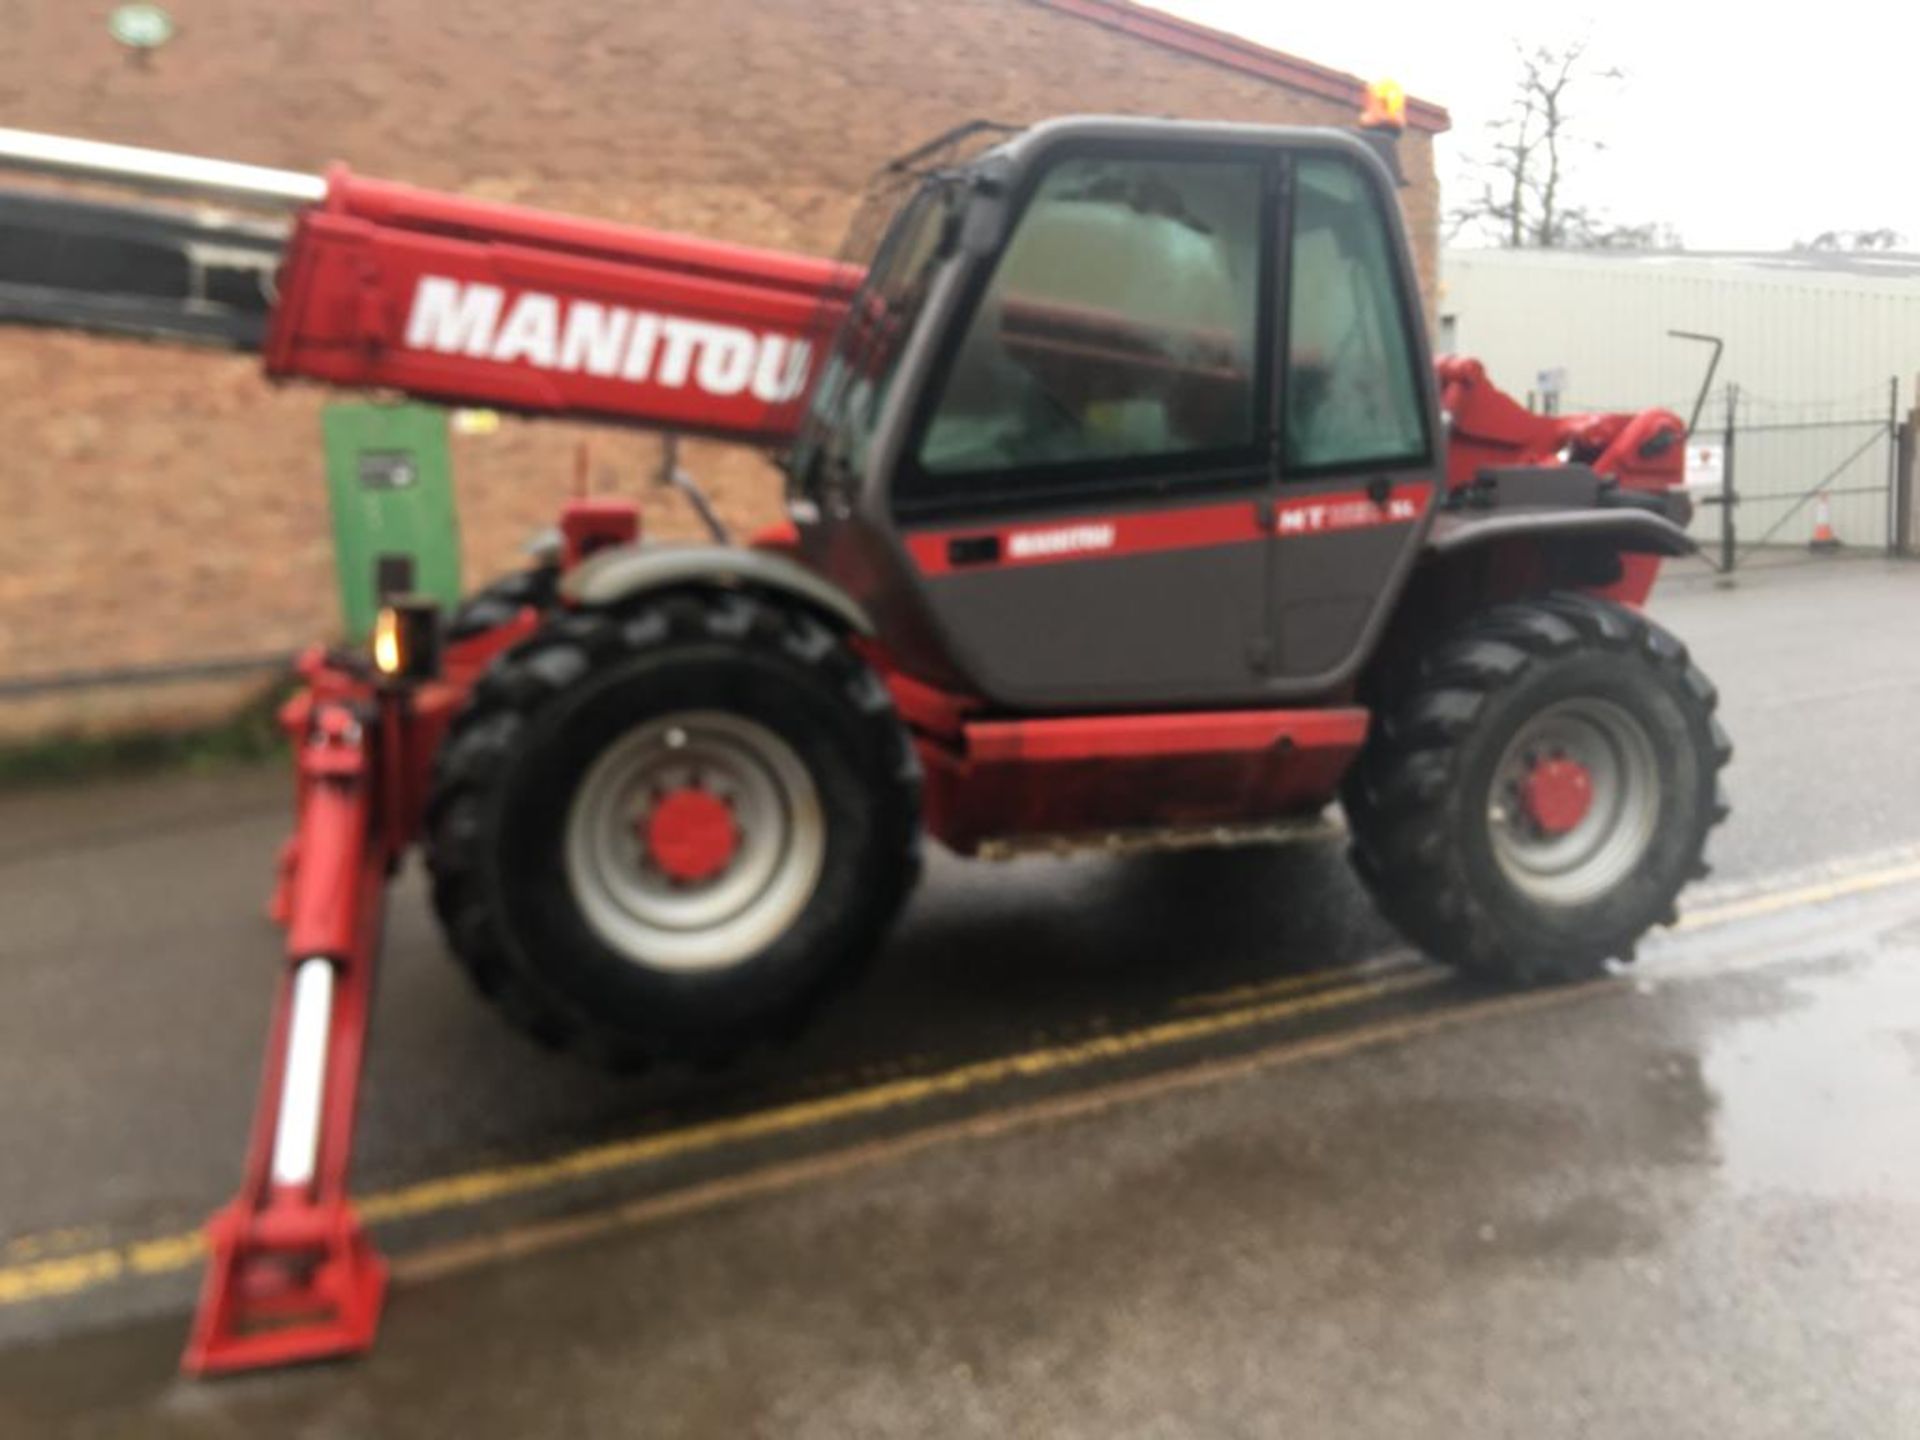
xmin=789 ymin=117 xmax=1441 ymax=712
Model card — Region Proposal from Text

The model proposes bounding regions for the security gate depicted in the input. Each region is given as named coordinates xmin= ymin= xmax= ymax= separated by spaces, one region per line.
xmin=1690 ymin=381 xmax=1905 ymax=567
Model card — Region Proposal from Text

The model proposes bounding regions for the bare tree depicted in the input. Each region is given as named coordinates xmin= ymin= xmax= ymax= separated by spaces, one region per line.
xmin=1451 ymin=41 xmax=1667 ymax=250
xmin=1793 ymin=227 xmax=1905 ymax=252
xmin=1588 ymin=219 xmax=1686 ymax=251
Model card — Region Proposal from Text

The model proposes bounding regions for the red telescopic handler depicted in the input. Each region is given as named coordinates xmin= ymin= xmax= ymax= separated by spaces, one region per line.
xmin=0 ymin=100 xmax=1727 ymax=1374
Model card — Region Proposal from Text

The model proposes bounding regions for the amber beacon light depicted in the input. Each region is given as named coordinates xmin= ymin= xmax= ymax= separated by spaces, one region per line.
xmin=1360 ymin=78 xmax=1407 ymax=132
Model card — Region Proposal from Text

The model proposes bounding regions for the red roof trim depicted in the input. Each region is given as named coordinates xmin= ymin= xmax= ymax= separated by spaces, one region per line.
xmin=1030 ymin=0 xmax=1450 ymax=134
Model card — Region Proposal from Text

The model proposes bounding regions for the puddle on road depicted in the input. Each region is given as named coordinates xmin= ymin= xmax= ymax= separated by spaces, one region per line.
xmin=1698 ymin=946 xmax=1920 ymax=1200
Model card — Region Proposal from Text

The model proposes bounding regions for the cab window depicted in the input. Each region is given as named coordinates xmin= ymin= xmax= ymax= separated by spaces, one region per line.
xmin=1283 ymin=156 xmax=1428 ymax=473
xmin=913 ymin=154 xmax=1264 ymax=488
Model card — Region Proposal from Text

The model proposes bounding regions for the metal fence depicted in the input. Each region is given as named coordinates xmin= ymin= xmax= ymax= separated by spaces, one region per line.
xmin=1692 ymin=380 xmax=1905 ymax=572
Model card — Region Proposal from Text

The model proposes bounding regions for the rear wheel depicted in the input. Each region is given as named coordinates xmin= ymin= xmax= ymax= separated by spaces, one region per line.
xmin=1344 ymin=592 xmax=1730 ymax=985
xmin=426 ymin=590 xmax=922 ymax=1068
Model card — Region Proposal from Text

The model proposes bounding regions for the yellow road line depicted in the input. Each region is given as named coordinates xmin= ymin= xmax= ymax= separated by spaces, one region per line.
xmin=361 ymin=968 xmax=1442 ymax=1224
xmin=377 ymin=856 xmax=1920 ymax=1286
xmin=5 ymin=848 xmax=1918 ymax=1311
xmin=1171 ymin=950 xmax=1423 ymax=1014
xmin=1 ymin=1225 xmax=107 ymax=1262
xmin=1674 ymin=859 xmax=1920 ymax=933
xmin=0 ymin=967 xmax=1438 ymax=1308
xmin=395 ymin=977 xmax=1609 ymax=1289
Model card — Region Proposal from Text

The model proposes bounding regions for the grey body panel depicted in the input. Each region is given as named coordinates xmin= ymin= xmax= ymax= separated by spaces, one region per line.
xmin=916 ymin=493 xmax=1270 ymax=710
xmin=1268 ymin=503 xmax=1426 ymax=685
xmin=1425 ymin=508 xmax=1697 ymax=557
xmin=926 ymin=554 xmax=1266 ymax=707
xmin=561 ymin=542 xmax=874 ymax=635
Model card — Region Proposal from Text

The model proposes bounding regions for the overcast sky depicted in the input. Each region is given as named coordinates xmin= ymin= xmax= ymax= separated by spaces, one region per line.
xmin=1151 ymin=0 xmax=1910 ymax=252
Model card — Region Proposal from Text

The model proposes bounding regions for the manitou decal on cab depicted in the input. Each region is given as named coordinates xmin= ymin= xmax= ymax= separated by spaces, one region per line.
xmin=1007 ymin=523 xmax=1118 ymax=561
xmin=403 ymin=277 xmax=813 ymax=403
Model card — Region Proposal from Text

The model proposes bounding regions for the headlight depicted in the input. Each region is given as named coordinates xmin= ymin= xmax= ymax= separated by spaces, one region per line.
xmin=371 ymin=599 xmax=443 ymax=683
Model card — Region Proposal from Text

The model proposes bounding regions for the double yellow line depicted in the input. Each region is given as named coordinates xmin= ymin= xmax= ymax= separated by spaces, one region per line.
xmin=5 ymin=853 xmax=1919 ymax=1310
xmin=0 ymin=962 xmax=1437 ymax=1308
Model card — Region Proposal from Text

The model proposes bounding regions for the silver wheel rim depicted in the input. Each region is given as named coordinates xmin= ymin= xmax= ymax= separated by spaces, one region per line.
xmin=564 ymin=711 xmax=826 ymax=974
xmin=1487 ymin=697 xmax=1661 ymax=907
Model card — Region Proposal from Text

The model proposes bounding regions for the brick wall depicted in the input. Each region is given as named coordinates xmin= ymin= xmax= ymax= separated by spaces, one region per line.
xmin=0 ymin=0 xmax=1441 ymax=736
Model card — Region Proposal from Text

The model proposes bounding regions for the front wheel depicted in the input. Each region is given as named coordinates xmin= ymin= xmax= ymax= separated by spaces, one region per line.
xmin=1344 ymin=592 xmax=1731 ymax=985
xmin=425 ymin=590 xmax=922 ymax=1068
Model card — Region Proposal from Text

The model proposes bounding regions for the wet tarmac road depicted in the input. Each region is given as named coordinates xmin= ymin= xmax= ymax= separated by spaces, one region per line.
xmin=1 ymin=555 xmax=1918 ymax=1433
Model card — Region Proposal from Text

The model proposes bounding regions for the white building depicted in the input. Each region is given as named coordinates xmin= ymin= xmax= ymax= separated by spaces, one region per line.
xmin=1442 ymin=248 xmax=1920 ymax=549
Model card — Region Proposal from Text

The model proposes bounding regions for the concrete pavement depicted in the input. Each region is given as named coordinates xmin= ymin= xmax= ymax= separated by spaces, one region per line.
xmin=1650 ymin=556 xmax=1920 ymax=883
xmin=4 ymin=879 xmax=1919 ymax=1438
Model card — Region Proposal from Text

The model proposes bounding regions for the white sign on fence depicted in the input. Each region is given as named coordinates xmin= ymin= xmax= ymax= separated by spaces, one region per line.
xmin=1683 ymin=442 xmax=1725 ymax=496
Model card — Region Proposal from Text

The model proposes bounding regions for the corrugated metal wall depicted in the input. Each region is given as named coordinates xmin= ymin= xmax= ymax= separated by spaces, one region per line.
xmin=1442 ymin=250 xmax=1920 ymax=547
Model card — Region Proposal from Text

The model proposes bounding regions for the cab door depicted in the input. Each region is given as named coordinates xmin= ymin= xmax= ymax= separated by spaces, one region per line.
xmin=885 ymin=148 xmax=1280 ymax=713
xmin=1265 ymin=151 xmax=1441 ymax=689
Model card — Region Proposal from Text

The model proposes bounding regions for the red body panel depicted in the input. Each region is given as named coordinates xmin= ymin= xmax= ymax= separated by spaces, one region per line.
xmin=909 ymin=703 xmax=1370 ymax=855
xmin=265 ymin=170 xmax=856 ymax=443
xmin=1437 ymin=356 xmax=1687 ymax=606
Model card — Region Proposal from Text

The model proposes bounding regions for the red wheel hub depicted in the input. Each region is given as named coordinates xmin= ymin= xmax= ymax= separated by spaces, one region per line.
xmin=1521 ymin=757 xmax=1594 ymax=836
xmin=642 ymin=788 xmax=740 ymax=884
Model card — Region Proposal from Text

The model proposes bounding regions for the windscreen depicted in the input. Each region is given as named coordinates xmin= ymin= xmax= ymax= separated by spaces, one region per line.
xmin=784 ymin=121 xmax=1013 ymax=501
xmin=787 ymin=178 xmax=959 ymax=495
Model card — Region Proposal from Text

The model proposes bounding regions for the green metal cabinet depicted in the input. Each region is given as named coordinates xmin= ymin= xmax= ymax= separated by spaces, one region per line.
xmin=321 ymin=402 xmax=462 ymax=640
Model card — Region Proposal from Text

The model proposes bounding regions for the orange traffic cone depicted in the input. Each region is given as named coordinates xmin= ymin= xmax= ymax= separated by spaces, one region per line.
xmin=1809 ymin=491 xmax=1842 ymax=552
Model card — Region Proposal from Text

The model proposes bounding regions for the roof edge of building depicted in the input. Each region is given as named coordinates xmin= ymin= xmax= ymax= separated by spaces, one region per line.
xmin=1445 ymin=245 xmax=1920 ymax=280
xmin=1029 ymin=0 xmax=1450 ymax=133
